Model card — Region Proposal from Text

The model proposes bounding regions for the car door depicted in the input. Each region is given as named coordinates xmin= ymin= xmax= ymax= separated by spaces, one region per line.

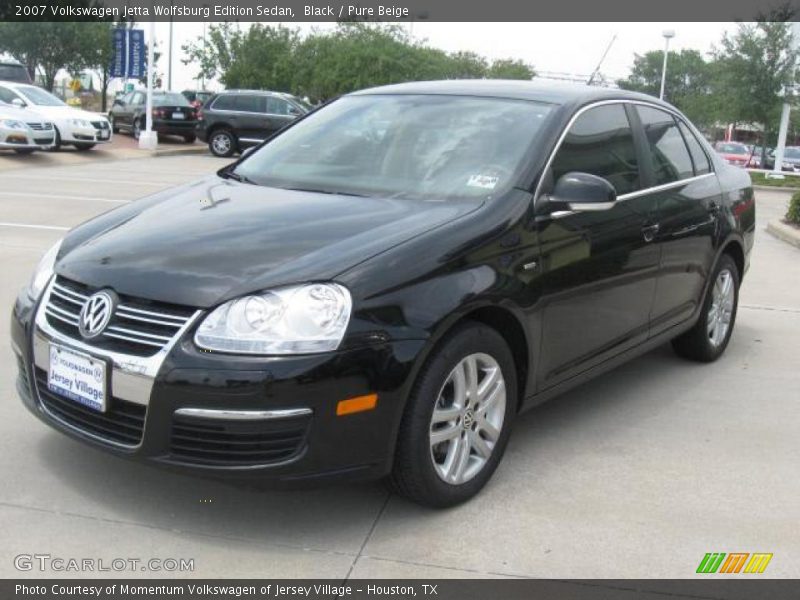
xmin=535 ymin=102 xmax=662 ymax=388
xmin=129 ymin=91 xmax=146 ymax=126
xmin=633 ymin=105 xmax=722 ymax=336
xmin=265 ymin=96 xmax=298 ymax=136
xmin=233 ymin=94 xmax=269 ymax=144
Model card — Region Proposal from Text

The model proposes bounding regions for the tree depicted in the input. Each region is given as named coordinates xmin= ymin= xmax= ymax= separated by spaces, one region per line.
xmin=487 ymin=58 xmax=535 ymax=80
xmin=0 ymin=22 xmax=94 ymax=90
xmin=617 ymin=49 xmax=716 ymax=127
xmin=713 ymin=21 xmax=799 ymax=163
xmin=78 ymin=22 xmax=117 ymax=111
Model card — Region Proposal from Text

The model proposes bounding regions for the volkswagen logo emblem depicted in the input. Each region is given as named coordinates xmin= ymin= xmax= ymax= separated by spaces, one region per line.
xmin=78 ymin=291 xmax=115 ymax=339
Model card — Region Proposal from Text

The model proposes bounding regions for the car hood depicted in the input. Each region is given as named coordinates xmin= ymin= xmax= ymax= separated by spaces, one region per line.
xmin=30 ymin=105 xmax=99 ymax=121
xmin=57 ymin=177 xmax=481 ymax=308
xmin=0 ymin=103 xmax=46 ymax=121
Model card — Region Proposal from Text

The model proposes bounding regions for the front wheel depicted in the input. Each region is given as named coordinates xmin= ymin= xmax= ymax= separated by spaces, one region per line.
xmin=132 ymin=118 xmax=142 ymax=140
xmin=14 ymin=148 xmax=35 ymax=154
xmin=672 ymin=254 xmax=740 ymax=362
xmin=388 ymin=323 xmax=516 ymax=507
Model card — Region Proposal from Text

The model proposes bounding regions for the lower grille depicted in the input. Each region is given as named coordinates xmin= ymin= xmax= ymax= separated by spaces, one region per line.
xmin=34 ymin=137 xmax=53 ymax=144
xmin=34 ymin=367 xmax=146 ymax=447
xmin=170 ymin=413 xmax=310 ymax=466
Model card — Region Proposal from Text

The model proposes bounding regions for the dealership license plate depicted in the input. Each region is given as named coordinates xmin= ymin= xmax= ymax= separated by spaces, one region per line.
xmin=47 ymin=344 xmax=107 ymax=412
xmin=172 ymin=112 xmax=185 ymax=119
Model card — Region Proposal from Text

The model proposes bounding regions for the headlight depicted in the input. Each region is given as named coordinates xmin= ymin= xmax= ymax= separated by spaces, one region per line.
xmin=68 ymin=118 xmax=90 ymax=127
xmin=195 ymin=283 xmax=352 ymax=354
xmin=0 ymin=119 xmax=25 ymax=129
xmin=28 ymin=238 xmax=62 ymax=301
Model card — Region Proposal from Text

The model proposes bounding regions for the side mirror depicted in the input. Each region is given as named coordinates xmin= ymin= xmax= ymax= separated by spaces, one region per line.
xmin=550 ymin=172 xmax=617 ymax=212
xmin=11 ymin=98 xmax=25 ymax=108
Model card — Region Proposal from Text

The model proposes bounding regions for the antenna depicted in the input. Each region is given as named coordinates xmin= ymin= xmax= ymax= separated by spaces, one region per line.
xmin=587 ymin=34 xmax=618 ymax=86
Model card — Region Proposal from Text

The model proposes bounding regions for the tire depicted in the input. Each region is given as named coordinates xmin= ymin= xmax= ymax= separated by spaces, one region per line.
xmin=109 ymin=114 xmax=119 ymax=133
xmin=208 ymin=128 xmax=236 ymax=157
xmin=14 ymin=148 xmax=35 ymax=154
xmin=48 ymin=127 xmax=62 ymax=151
xmin=388 ymin=322 xmax=517 ymax=507
xmin=73 ymin=143 xmax=95 ymax=151
xmin=672 ymin=254 xmax=740 ymax=362
xmin=183 ymin=134 xmax=196 ymax=144
xmin=132 ymin=118 xmax=142 ymax=140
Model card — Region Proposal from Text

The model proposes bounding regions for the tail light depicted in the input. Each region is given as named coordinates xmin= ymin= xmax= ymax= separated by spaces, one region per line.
xmin=152 ymin=108 xmax=164 ymax=118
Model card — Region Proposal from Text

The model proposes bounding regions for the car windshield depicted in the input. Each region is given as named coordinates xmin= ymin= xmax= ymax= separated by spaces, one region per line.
xmin=18 ymin=85 xmax=65 ymax=106
xmin=154 ymin=92 xmax=191 ymax=106
xmin=783 ymin=147 xmax=800 ymax=159
xmin=717 ymin=143 xmax=748 ymax=155
xmin=234 ymin=94 xmax=553 ymax=201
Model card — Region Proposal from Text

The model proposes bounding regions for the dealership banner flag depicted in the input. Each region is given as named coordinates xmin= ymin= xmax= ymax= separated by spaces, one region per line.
xmin=126 ymin=29 xmax=145 ymax=79
xmin=109 ymin=28 xmax=127 ymax=78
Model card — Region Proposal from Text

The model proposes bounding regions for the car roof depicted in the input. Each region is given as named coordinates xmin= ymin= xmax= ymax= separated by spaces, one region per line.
xmin=350 ymin=79 xmax=673 ymax=109
xmin=217 ymin=89 xmax=284 ymax=97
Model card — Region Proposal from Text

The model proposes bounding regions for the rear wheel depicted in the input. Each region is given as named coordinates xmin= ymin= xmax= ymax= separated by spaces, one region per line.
xmin=388 ymin=323 xmax=516 ymax=507
xmin=672 ymin=254 xmax=740 ymax=362
xmin=208 ymin=128 xmax=236 ymax=157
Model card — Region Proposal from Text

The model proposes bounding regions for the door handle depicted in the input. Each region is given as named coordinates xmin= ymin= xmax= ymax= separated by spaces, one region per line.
xmin=641 ymin=223 xmax=660 ymax=242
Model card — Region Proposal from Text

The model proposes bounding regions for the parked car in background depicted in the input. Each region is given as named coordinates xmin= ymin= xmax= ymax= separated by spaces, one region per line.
xmin=196 ymin=90 xmax=309 ymax=157
xmin=0 ymin=59 xmax=33 ymax=84
xmin=12 ymin=81 xmax=755 ymax=507
xmin=0 ymin=101 xmax=55 ymax=153
xmin=713 ymin=141 xmax=750 ymax=167
xmin=0 ymin=82 xmax=110 ymax=151
xmin=773 ymin=146 xmax=800 ymax=171
xmin=109 ymin=90 xmax=198 ymax=142
xmin=181 ymin=89 xmax=213 ymax=109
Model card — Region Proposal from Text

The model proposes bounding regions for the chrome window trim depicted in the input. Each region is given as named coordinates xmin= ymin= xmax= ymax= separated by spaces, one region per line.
xmin=534 ymin=98 xmax=717 ymax=207
xmin=32 ymin=277 xmax=203 ymax=406
xmin=174 ymin=407 xmax=312 ymax=421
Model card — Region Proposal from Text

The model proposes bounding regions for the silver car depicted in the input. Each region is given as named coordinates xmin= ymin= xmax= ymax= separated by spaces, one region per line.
xmin=0 ymin=101 xmax=55 ymax=154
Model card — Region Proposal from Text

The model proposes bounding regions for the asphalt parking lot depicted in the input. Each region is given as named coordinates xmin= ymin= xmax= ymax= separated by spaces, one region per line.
xmin=1 ymin=151 xmax=798 ymax=579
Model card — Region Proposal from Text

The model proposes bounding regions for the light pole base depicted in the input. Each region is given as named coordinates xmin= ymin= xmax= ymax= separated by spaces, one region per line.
xmin=138 ymin=131 xmax=158 ymax=151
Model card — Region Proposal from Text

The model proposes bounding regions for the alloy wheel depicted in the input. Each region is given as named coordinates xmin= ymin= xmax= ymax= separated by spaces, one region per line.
xmin=211 ymin=133 xmax=231 ymax=155
xmin=708 ymin=268 xmax=735 ymax=347
xmin=429 ymin=353 xmax=506 ymax=485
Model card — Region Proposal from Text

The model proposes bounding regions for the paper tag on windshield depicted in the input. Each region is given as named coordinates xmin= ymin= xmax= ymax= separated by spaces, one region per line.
xmin=467 ymin=174 xmax=499 ymax=190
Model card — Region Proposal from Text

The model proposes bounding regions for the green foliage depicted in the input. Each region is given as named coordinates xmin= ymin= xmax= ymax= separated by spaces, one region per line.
xmin=616 ymin=49 xmax=716 ymax=127
xmin=787 ymin=190 xmax=800 ymax=224
xmin=182 ymin=23 xmax=536 ymax=102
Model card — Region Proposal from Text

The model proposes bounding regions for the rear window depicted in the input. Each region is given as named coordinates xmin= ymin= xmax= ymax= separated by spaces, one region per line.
xmin=636 ymin=105 xmax=694 ymax=185
xmin=154 ymin=92 xmax=190 ymax=106
xmin=0 ymin=63 xmax=31 ymax=83
xmin=212 ymin=94 xmax=266 ymax=112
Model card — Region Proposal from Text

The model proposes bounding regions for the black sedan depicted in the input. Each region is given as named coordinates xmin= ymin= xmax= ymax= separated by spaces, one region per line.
xmin=12 ymin=81 xmax=755 ymax=507
xmin=108 ymin=90 xmax=198 ymax=143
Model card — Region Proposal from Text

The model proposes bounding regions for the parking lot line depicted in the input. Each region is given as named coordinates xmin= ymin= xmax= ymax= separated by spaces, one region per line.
xmin=0 ymin=192 xmax=128 ymax=204
xmin=1 ymin=174 xmax=177 ymax=186
xmin=0 ymin=222 xmax=70 ymax=231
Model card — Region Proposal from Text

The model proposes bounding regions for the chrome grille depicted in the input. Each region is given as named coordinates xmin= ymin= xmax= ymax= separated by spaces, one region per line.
xmin=45 ymin=276 xmax=196 ymax=357
xmin=27 ymin=122 xmax=53 ymax=131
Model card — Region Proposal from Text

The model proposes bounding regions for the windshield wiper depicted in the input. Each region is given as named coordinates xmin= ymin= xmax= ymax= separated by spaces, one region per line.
xmin=219 ymin=170 xmax=256 ymax=185
xmin=285 ymin=186 xmax=366 ymax=197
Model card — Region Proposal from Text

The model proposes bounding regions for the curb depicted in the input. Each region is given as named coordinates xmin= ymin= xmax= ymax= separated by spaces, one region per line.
xmin=752 ymin=185 xmax=800 ymax=193
xmin=766 ymin=220 xmax=800 ymax=249
xmin=152 ymin=145 xmax=210 ymax=158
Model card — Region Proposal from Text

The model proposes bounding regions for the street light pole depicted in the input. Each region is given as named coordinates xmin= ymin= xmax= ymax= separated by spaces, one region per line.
xmin=660 ymin=29 xmax=675 ymax=101
xmin=139 ymin=19 xmax=158 ymax=150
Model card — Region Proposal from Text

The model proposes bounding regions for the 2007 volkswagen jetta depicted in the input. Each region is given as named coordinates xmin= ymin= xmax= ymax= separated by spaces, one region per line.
xmin=11 ymin=81 xmax=755 ymax=507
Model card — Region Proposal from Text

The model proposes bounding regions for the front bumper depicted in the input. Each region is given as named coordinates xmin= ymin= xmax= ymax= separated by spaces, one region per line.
xmin=11 ymin=280 xmax=424 ymax=483
xmin=0 ymin=127 xmax=55 ymax=149
xmin=58 ymin=122 xmax=112 ymax=144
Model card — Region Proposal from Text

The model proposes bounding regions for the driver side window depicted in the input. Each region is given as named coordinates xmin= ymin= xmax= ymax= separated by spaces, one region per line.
xmin=551 ymin=104 xmax=640 ymax=196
